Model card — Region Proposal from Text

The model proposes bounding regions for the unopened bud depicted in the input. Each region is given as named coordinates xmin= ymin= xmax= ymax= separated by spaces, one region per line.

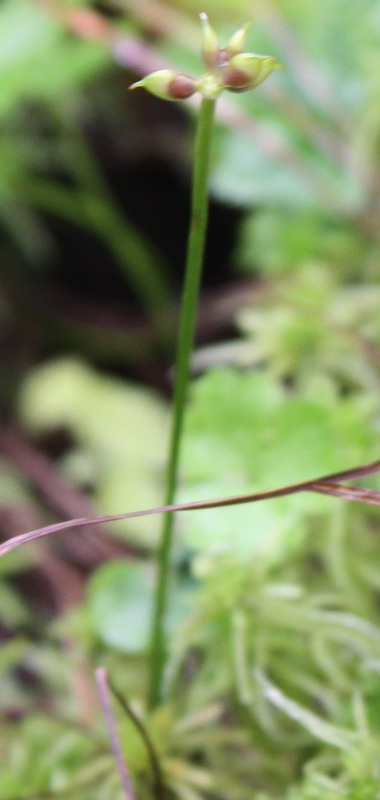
xmin=223 ymin=53 xmax=283 ymax=91
xmin=129 ymin=17 xmax=283 ymax=103
xmin=196 ymin=73 xmax=224 ymax=100
xmin=130 ymin=69 xmax=197 ymax=101
xmin=226 ymin=21 xmax=252 ymax=57
xmin=200 ymin=12 xmax=220 ymax=68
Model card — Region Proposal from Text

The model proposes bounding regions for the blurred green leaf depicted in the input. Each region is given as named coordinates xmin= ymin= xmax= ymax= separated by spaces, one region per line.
xmin=19 ymin=358 xmax=169 ymax=544
xmin=87 ymin=560 xmax=154 ymax=653
xmin=234 ymin=264 xmax=380 ymax=392
xmin=180 ymin=368 xmax=374 ymax=560
xmin=0 ymin=0 xmax=109 ymax=117
xmin=0 ymin=713 xmax=110 ymax=799
xmin=211 ymin=128 xmax=315 ymax=208
xmin=211 ymin=126 xmax=362 ymax=211
xmin=87 ymin=558 xmax=193 ymax=653
xmin=235 ymin=209 xmax=368 ymax=277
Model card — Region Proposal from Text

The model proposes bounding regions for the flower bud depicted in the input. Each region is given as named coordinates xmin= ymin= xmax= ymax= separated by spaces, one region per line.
xmin=196 ymin=73 xmax=224 ymax=100
xmin=226 ymin=21 xmax=252 ymax=57
xmin=130 ymin=69 xmax=197 ymax=101
xmin=199 ymin=12 xmax=220 ymax=68
xmin=223 ymin=53 xmax=283 ymax=92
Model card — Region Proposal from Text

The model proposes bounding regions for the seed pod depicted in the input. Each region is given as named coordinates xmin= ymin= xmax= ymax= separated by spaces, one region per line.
xmin=223 ymin=53 xmax=283 ymax=92
xmin=129 ymin=18 xmax=283 ymax=103
xmin=130 ymin=70 xmax=197 ymax=101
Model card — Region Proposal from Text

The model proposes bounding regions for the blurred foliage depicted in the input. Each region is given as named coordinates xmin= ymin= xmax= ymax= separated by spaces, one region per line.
xmin=18 ymin=358 xmax=169 ymax=543
xmin=2 ymin=1 xmax=380 ymax=800
xmin=180 ymin=367 xmax=375 ymax=560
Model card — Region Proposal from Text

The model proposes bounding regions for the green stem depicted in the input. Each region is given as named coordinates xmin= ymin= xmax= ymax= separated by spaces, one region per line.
xmin=148 ymin=97 xmax=216 ymax=708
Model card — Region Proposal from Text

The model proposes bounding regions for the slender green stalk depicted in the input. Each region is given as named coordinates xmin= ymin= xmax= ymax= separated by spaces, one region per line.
xmin=148 ymin=97 xmax=216 ymax=708
xmin=109 ymin=680 xmax=166 ymax=799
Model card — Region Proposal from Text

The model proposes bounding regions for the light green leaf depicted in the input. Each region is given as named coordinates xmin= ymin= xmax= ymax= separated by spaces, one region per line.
xmin=0 ymin=0 xmax=109 ymax=117
xmin=19 ymin=358 xmax=169 ymax=544
xmin=87 ymin=560 xmax=154 ymax=653
xmin=180 ymin=368 xmax=374 ymax=560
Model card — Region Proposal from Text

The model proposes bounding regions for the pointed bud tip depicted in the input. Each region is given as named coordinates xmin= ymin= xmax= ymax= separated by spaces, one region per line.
xmin=226 ymin=20 xmax=253 ymax=56
xmin=266 ymin=58 xmax=285 ymax=72
xmin=199 ymin=10 xmax=219 ymax=67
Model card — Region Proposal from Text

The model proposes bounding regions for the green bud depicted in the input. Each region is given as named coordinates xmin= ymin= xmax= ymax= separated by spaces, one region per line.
xmin=130 ymin=69 xmax=197 ymax=101
xmin=196 ymin=73 xmax=224 ymax=100
xmin=129 ymin=17 xmax=283 ymax=104
xmin=199 ymin=11 xmax=220 ymax=68
xmin=223 ymin=53 xmax=284 ymax=92
xmin=226 ymin=21 xmax=252 ymax=57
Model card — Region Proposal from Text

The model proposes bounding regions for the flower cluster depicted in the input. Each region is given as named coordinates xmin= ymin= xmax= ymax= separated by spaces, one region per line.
xmin=130 ymin=13 xmax=283 ymax=101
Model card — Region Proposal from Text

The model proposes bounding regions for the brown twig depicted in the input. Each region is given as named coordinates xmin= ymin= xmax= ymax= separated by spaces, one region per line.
xmin=313 ymin=482 xmax=380 ymax=506
xmin=0 ymin=425 xmax=145 ymax=563
xmin=0 ymin=460 xmax=379 ymax=558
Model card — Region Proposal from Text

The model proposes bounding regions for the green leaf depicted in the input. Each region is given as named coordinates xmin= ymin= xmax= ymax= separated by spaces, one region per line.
xmin=180 ymin=368 xmax=374 ymax=561
xmin=18 ymin=357 xmax=169 ymax=544
xmin=234 ymin=209 xmax=367 ymax=277
xmin=211 ymin=129 xmax=316 ymax=208
xmin=87 ymin=560 xmax=193 ymax=654
xmin=0 ymin=0 xmax=109 ymax=118
xmin=87 ymin=560 xmax=154 ymax=653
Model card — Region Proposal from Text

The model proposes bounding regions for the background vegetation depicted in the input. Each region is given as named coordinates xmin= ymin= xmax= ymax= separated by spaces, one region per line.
xmin=1 ymin=1 xmax=380 ymax=798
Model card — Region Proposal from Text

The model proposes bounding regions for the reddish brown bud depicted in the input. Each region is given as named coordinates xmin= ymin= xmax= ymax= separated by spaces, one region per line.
xmin=223 ymin=53 xmax=284 ymax=92
xmin=130 ymin=70 xmax=196 ymax=101
xmin=222 ymin=67 xmax=252 ymax=91
xmin=169 ymin=74 xmax=197 ymax=100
